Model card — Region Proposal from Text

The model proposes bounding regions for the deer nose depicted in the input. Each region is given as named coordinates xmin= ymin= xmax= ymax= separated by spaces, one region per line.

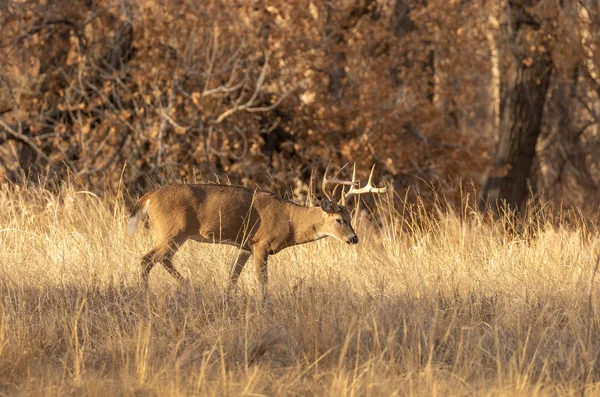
xmin=347 ymin=235 xmax=359 ymax=245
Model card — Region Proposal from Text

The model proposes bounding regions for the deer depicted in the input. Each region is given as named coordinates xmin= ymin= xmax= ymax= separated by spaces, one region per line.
xmin=127 ymin=164 xmax=386 ymax=299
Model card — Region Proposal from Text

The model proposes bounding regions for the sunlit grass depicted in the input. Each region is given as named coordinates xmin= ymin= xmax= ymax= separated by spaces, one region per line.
xmin=0 ymin=181 xmax=599 ymax=396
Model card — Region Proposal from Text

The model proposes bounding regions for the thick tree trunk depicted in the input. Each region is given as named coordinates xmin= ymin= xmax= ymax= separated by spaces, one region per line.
xmin=480 ymin=1 xmax=553 ymax=214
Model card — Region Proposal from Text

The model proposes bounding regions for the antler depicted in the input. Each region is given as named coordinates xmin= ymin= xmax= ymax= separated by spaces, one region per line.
xmin=340 ymin=164 xmax=387 ymax=205
xmin=321 ymin=163 xmax=357 ymax=201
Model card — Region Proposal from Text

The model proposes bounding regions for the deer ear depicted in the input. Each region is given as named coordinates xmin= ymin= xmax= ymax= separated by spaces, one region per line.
xmin=321 ymin=198 xmax=337 ymax=214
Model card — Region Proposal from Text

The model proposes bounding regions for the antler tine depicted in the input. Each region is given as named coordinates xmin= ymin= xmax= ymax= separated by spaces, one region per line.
xmin=338 ymin=163 xmax=356 ymax=205
xmin=321 ymin=162 xmax=333 ymax=201
xmin=331 ymin=184 xmax=340 ymax=200
xmin=322 ymin=162 xmax=357 ymax=202
xmin=366 ymin=164 xmax=375 ymax=187
xmin=339 ymin=185 xmax=346 ymax=206
xmin=327 ymin=163 xmax=355 ymax=185
xmin=344 ymin=164 xmax=387 ymax=199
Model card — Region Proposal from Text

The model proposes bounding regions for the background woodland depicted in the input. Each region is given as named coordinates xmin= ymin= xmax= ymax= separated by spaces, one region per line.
xmin=1 ymin=0 xmax=599 ymax=213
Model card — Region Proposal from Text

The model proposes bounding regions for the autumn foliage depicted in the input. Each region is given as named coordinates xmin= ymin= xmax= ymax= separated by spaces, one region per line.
xmin=1 ymin=1 xmax=599 ymax=210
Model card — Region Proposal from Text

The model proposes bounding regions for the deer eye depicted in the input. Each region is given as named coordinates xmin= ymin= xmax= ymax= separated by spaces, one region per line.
xmin=336 ymin=218 xmax=343 ymax=224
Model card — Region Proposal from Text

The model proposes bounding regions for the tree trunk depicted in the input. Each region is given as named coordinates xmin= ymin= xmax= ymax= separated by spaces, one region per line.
xmin=480 ymin=1 xmax=553 ymax=214
xmin=485 ymin=2 xmax=501 ymax=137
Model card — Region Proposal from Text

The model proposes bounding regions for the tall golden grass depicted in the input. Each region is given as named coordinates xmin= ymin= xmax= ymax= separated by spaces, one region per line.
xmin=0 ymin=182 xmax=599 ymax=396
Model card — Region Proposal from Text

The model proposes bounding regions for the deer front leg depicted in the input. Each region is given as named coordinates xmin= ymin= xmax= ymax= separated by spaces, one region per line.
xmin=252 ymin=246 xmax=269 ymax=301
xmin=227 ymin=250 xmax=252 ymax=294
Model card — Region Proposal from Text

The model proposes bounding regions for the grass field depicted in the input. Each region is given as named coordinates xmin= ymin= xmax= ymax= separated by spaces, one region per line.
xmin=0 ymin=182 xmax=599 ymax=396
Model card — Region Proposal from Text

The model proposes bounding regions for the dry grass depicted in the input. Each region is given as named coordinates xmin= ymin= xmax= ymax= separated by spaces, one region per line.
xmin=0 ymin=182 xmax=599 ymax=396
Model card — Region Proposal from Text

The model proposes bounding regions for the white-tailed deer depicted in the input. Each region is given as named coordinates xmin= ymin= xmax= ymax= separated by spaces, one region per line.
xmin=128 ymin=164 xmax=386 ymax=298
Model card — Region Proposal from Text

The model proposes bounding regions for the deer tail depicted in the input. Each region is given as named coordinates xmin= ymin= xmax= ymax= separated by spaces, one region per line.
xmin=128 ymin=193 xmax=151 ymax=237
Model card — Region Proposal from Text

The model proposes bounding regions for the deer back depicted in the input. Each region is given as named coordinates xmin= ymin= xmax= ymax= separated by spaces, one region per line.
xmin=144 ymin=184 xmax=296 ymax=249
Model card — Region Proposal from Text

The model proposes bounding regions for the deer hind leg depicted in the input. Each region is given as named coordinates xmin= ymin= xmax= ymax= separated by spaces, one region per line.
xmin=141 ymin=247 xmax=158 ymax=287
xmin=141 ymin=237 xmax=187 ymax=287
xmin=227 ymin=249 xmax=252 ymax=294
xmin=157 ymin=237 xmax=188 ymax=285
xmin=161 ymin=251 xmax=186 ymax=285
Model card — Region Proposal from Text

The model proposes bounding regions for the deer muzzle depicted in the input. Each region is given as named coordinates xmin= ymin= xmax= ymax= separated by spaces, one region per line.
xmin=347 ymin=235 xmax=359 ymax=245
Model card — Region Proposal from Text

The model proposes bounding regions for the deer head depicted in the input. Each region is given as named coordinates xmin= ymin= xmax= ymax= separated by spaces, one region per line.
xmin=318 ymin=163 xmax=387 ymax=245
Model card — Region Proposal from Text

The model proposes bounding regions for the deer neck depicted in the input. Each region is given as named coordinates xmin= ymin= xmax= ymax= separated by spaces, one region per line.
xmin=289 ymin=205 xmax=327 ymax=246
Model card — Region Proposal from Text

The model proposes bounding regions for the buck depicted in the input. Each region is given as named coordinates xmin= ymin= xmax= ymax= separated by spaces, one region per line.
xmin=128 ymin=164 xmax=386 ymax=298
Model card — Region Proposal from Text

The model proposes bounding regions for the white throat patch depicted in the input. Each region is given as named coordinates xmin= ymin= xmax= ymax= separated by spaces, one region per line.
xmin=317 ymin=232 xmax=344 ymax=243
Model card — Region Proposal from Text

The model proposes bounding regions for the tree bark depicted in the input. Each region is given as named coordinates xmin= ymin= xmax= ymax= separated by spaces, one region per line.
xmin=480 ymin=1 xmax=553 ymax=214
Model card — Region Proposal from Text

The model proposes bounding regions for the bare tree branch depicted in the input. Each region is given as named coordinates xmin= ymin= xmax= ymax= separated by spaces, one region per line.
xmin=214 ymin=90 xmax=291 ymax=124
xmin=0 ymin=119 xmax=52 ymax=165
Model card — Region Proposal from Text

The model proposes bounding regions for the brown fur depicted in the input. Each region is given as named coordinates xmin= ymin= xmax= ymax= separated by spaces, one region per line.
xmin=128 ymin=184 xmax=358 ymax=297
